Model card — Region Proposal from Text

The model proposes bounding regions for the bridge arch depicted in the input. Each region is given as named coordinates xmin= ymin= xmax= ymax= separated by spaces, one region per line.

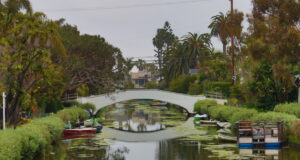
xmin=77 ymin=89 xmax=207 ymax=113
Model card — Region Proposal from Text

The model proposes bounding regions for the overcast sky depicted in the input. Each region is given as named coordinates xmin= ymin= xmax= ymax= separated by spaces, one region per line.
xmin=30 ymin=0 xmax=252 ymax=59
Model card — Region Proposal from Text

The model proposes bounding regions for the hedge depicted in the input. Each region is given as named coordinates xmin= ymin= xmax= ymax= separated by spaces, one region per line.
xmin=0 ymin=107 xmax=87 ymax=160
xmin=274 ymin=103 xmax=300 ymax=118
xmin=193 ymin=99 xmax=218 ymax=114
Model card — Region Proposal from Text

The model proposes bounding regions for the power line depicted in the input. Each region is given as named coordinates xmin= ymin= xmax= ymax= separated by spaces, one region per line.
xmin=44 ymin=0 xmax=209 ymax=12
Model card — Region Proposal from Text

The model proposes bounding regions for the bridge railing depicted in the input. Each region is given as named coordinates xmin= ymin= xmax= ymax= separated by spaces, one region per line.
xmin=77 ymin=89 xmax=206 ymax=99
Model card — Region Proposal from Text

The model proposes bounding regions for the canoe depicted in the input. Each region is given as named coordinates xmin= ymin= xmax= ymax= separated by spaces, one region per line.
xmin=218 ymin=134 xmax=237 ymax=142
xmin=63 ymin=128 xmax=97 ymax=135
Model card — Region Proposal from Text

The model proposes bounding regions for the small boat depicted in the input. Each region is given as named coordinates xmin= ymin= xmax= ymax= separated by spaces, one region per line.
xmin=63 ymin=128 xmax=97 ymax=135
xmin=201 ymin=120 xmax=218 ymax=125
xmin=217 ymin=122 xmax=231 ymax=128
xmin=218 ymin=134 xmax=237 ymax=142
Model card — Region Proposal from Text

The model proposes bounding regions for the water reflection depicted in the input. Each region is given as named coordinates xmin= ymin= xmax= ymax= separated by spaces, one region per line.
xmin=41 ymin=100 xmax=300 ymax=160
xmin=100 ymin=100 xmax=188 ymax=132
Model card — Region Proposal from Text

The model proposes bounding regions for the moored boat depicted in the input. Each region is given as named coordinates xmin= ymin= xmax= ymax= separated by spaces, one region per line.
xmin=218 ymin=133 xmax=237 ymax=142
xmin=201 ymin=120 xmax=218 ymax=125
xmin=63 ymin=128 xmax=97 ymax=135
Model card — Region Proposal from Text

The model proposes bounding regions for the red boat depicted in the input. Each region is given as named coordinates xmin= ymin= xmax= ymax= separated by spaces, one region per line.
xmin=63 ymin=128 xmax=97 ymax=135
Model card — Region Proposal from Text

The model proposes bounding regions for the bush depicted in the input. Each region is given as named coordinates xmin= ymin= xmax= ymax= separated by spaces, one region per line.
xmin=145 ymin=81 xmax=159 ymax=89
xmin=0 ymin=129 xmax=23 ymax=160
xmin=193 ymin=100 xmax=217 ymax=114
xmin=31 ymin=116 xmax=65 ymax=141
xmin=62 ymin=100 xmax=81 ymax=108
xmin=168 ymin=75 xmax=196 ymax=94
xmin=79 ymin=103 xmax=96 ymax=113
xmin=204 ymin=81 xmax=231 ymax=97
xmin=0 ymin=107 xmax=87 ymax=160
xmin=206 ymin=105 xmax=258 ymax=123
xmin=38 ymin=97 xmax=63 ymax=113
xmin=289 ymin=120 xmax=300 ymax=145
xmin=250 ymin=112 xmax=297 ymax=125
xmin=55 ymin=107 xmax=89 ymax=123
xmin=274 ymin=103 xmax=300 ymax=118
xmin=188 ymin=83 xmax=202 ymax=95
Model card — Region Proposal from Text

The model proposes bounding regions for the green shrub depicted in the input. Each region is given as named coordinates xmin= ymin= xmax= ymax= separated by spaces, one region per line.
xmin=79 ymin=103 xmax=96 ymax=112
xmin=62 ymin=100 xmax=81 ymax=108
xmin=207 ymin=105 xmax=258 ymax=123
xmin=250 ymin=112 xmax=297 ymax=125
xmin=31 ymin=116 xmax=65 ymax=141
xmin=0 ymin=129 xmax=23 ymax=160
xmin=145 ymin=81 xmax=159 ymax=89
xmin=204 ymin=81 xmax=231 ymax=97
xmin=168 ymin=75 xmax=196 ymax=94
xmin=188 ymin=83 xmax=203 ymax=95
xmin=289 ymin=120 xmax=300 ymax=145
xmin=274 ymin=103 xmax=300 ymax=118
xmin=38 ymin=97 xmax=63 ymax=113
xmin=0 ymin=107 xmax=87 ymax=160
xmin=229 ymin=108 xmax=257 ymax=124
xmin=15 ymin=124 xmax=50 ymax=159
xmin=194 ymin=100 xmax=217 ymax=114
xmin=55 ymin=107 xmax=89 ymax=123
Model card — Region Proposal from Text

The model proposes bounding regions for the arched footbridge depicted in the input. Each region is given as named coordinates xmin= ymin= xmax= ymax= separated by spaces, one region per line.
xmin=78 ymin=89 xmax=226 ymax=113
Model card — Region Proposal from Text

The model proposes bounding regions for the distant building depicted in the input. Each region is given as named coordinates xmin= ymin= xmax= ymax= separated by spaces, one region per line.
xmin=130 ymin=71 xmax=154 ymax=88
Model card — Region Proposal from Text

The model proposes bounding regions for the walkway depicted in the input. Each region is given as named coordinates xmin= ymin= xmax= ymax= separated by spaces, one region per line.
xmin=78 ymin=89 xmax=207 ymax=113
xmin=100 ymin=118 xmax=206 ymax=142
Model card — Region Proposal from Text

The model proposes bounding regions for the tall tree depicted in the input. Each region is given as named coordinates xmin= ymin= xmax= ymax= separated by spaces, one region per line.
xmin=209 ymin=12 xmax=230 ymax=54
xmin=0 ymin=12 xmax=66 ymax=127
xmin=153 ymin=21 xmax=177 ymax=80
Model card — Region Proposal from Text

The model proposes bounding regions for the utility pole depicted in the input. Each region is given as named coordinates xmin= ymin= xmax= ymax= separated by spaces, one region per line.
xmin=229 ymin=0 xmax=236 ymax=84
xmin=295 ymin=75 xmax=300 ymax=103
xmin=2 ymin=92 xmax=6 ymax=130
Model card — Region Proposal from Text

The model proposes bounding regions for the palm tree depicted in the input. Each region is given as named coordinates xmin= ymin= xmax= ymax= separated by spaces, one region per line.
xmin=182 ymin=33 xmax=213 ymax=68
xmin=208 ymin=12 xmax=230 ymax=54
xmin=164 ymin=33 xmax=213 ymax=81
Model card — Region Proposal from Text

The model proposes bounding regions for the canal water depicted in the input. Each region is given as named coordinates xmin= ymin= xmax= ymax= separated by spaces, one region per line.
xmin=43 ymin=100 xmax=300 ymax=160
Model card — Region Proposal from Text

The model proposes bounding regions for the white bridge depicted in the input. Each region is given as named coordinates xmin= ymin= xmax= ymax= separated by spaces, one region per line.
xmin=78 ymin=89 xmax=214 ymax=113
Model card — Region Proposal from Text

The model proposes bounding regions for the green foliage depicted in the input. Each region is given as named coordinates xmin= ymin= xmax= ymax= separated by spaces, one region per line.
xmin=55 ymin=107 xmax=88 ymax=123
xmin=250 ymin=112 xmax=297 ymax=125
xmin=62 ymin=100 xmax=81 ymax=108
xmin=193 ymin=100 xmax=218 ymax=114
xmin=274 ymin=103 xmax=300 ymax=118
xmin=188 ymin=83 xmax=202 ymax=95
xmin=0 ymin=129 xmax=23 ymax=160
xmin=168 ymin=75 xmax=196 ymax=94
xmin=79 ymin=103 xmax=96 ymax=113
xmin=38 ymin=97 xmax=63 ymax=113
xmin=76 ymin=85 xmax=89 ymax=96
xmin=248 ymin=60 xmax=277 ymax=110
xmin=0 ymin=107 xmax=87 ymax=160
xmin=145 ymin=81 xmax=159 ymax=89
xmin=204 ymin=81 xmax=231 ymax=97
xmin=289 ymin=120 xmax=300 ymax=145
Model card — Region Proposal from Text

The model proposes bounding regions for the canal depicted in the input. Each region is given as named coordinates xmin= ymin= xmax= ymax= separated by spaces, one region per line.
xmin=42 ymin=100 xmax=300 ymax=160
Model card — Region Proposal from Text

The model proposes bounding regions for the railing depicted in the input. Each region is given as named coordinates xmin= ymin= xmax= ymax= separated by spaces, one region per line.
xmin=205 ymin=92 xmax=226 ymax=99
xmin=62 ymin=93 xmax=78 ymax=101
